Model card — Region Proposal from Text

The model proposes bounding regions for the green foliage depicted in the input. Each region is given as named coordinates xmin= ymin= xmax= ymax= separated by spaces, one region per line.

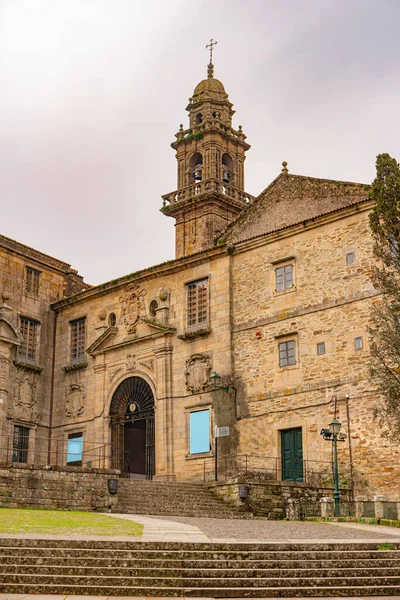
xmin=368 ymin=153 xmax=400 ymax=439
xmin=379 ymin=542 xmax=394 ymax=550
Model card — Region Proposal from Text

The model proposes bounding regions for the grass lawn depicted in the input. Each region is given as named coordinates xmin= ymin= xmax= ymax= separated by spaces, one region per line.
xmin=0 ymin=508 xmax=143 ymax=536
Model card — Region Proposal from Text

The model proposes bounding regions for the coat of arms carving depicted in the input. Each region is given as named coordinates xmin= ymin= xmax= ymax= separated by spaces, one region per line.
xmin=119 ymin=285 xmax=147 ymax=335
xmin=66 ymin=384 xmax=85 ymax=418
xmin=185 ymin=354 xmax=212 ymax=394
xmin=14 ymin=376 xmax=37 ymax=409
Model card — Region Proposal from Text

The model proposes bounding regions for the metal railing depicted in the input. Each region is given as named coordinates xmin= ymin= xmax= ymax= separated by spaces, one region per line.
xmin=0 ymin=433 xmax=111 ymax=470
xmin=184 ymin=452 xmax=346 ymax=486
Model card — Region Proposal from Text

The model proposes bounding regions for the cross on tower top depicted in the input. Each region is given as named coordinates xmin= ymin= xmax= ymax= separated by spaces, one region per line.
xmin=206 ymin=38 xmax=217 ymax=64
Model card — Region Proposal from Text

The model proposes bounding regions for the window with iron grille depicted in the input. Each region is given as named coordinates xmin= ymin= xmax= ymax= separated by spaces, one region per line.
xmin=279 ymin=339 xmax=296 ymax=367
xmin=25 ymin=267 xmax=40 ymax=296
xmin=186 ymin=279 xmax=208 ymax=329
xmin=70 ymin=317 xmax=86 ymax=363
xmin=275 ymin=264 xmax=293 ymax=292
xmin=12 ymin=425 xmax=30 ymax=463
xmin=18 ymin=317 xmax=38 ymax=363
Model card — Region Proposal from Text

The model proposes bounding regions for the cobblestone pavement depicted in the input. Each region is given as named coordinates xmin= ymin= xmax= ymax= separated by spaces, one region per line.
xmin=153 ymin=515 xmax=400 ymax=542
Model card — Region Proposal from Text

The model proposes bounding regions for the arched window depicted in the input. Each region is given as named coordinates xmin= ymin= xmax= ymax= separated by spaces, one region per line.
xmin=222 ymin=153 xmax=234 ymax=184
xmin=189 ymin=152 xmax=203 ymax=184
xmin=196 ymin=113 xmax=203 ymax=124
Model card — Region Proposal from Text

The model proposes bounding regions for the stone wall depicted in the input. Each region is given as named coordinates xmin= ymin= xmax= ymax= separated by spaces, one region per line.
xmin=210 ymin=480 xmax=351 ymax=519
xmin=0 ymin=466 xmax=119 ymax=511
xmin=231 ymin=207 xmax=400 ymax=500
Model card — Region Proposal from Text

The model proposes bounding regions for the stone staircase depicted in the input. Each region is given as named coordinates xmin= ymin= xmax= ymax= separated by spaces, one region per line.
xmin=0 ymin=539 xmax=399 ymax=596
xmin=114 ymin=479 xmax=246 ymax=518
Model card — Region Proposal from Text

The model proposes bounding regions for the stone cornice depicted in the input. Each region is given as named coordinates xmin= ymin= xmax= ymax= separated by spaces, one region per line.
xmin=91 ymin=330 xmax=175 ymax=357
xmin=0 ymin=233 xmax=74 ymax=274
xmin=234 ymin=289 xmax=380 ymax=334
xmin=51 ymin=247 xmax=225 ymax=310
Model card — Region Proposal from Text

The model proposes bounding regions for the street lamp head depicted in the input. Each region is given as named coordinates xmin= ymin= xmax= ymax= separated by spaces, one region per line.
xmin=209 ymin=371 xmax=221 ymax=389
xmin=329 ymin=417 xmax=342 ymax=436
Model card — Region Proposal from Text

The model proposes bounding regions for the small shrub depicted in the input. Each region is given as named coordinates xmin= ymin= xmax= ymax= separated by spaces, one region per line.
xmin=379 ymin=542 xmax=394 ymax=551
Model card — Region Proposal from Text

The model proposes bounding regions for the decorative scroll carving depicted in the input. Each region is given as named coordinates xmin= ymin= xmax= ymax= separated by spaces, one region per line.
xmin=0 ymin=352 xmax=9 ymax=390
xmin=139 ymin=358 xmax=154 ymax=373
xmin=66 ymin=384 xmax=85 ymax=418
xmin=126 ymin=354 xmax=136 ymax=371
xmin=109 ymin=366 xmax=123 ymax=382
xmin=185 ymin=354 xmax=212 ymax=394
xmin=119 ymin=285 xmax=147 ymax=335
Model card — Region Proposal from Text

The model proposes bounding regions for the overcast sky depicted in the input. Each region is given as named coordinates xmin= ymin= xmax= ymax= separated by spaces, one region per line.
xmin=1 ymin=0 xmax=399 ymax=285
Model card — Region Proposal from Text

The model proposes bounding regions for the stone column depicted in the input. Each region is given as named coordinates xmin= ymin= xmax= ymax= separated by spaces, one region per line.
xmin=0 ymin=347 xmax=11 ymax=461
xmin=320 ymin=497 xmax=334 ymax=518
xmin=286 ymin=498 xmax=300 ymax=521
xmin=355 ymin=496 xmax=368 ymax=518
xmin=154 ymin=342 xmax=175 ymax=480
xmin=374 ymin=495 xmax=387 ymax=520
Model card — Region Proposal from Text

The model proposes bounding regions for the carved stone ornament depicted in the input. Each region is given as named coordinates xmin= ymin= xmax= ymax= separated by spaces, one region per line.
xmin=65 ymin=384 xmax=85 ymax=418
xmin=119 ymin=285 xmax=147 ymax=335
xmin=0 ymin=352 xmax=9 ymax=390
xmin=139 ymin=358 xmax=154 ymax=373
xmin=14 ymin=376 xmax=37 ymax=409
xmin=10 ymin=375 xmax=40 ymax=423
xmin=126 ymin=354 xmax=136 ymax=371
xmin=185 ymin=354 xmax=212 ymax=394
xmin=109 ymin=366 xmax=123 ymax=382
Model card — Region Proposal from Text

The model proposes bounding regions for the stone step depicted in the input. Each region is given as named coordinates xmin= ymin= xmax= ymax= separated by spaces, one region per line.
xmin=2 ymin=564 xmax=400 ymax=578
xmin=1 ymin=584 xmax=400 ymax=598
xmin=1 ymin=544 xmax=399 ymax=559
xmin=1 ymin=555 xmax=400 ymax=568
xmin=2 ymin=573 xmax=400 ymax=587
xmin=2 ymin=539 xmax=398 ymax=550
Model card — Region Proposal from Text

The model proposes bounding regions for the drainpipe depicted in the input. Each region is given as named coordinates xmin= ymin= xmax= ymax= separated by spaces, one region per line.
xmin=47 ymin=310 xmax=58 ymax=464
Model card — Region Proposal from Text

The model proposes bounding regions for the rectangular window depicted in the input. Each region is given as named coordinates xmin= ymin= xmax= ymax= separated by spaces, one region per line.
xmin=354 ymin=336 xmax=363 ymax=350
xmin=25 ymin=267 xmax=40 ymax=296
xmin=12 ymin=425 xmax=29 ymax=463
xmin=346 ymin=252 xmax=356 ymax=266
xmin=67 ymin=432 xmax=83 ymax=466
xmin=186 ymin=279 xmax=208 ymax=329
xmin=189 ymin=409 xmax=210 ymax=454
xmin=317 ymin=342 xmax=326 ymax=355
xmin=70 ymin=318 xmax=86 ymax=364
xmin=279 ymin=339 xmax=296 ymax=367
xmin=18 ymin=317 xmax=38 ymax=363
xmin=275 ymin=264 xmax=293 ymax=292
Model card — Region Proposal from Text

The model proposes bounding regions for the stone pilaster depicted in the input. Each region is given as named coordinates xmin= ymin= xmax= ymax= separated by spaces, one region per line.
xmin=154 ymin=342 xmax=175 ymax=480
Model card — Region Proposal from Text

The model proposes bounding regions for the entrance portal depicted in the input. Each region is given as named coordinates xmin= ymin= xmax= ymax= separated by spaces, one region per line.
xmin=110 ymin=376 xmax=155 ymax=479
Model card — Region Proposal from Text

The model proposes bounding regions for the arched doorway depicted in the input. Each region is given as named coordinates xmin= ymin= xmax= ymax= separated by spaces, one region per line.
xmin=110 ymin=377 xmax=155 ymax=479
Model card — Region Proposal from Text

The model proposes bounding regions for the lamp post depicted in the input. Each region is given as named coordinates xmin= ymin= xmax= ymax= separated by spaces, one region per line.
xmin=320 ymin=416 xmax=343 ymax=517
xmin=329 ymin=418 xmax=341 ymax=517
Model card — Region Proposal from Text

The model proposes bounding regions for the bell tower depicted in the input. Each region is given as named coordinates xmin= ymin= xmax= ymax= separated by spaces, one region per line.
xmin=161 ymin=41 xmax=252 ymax=258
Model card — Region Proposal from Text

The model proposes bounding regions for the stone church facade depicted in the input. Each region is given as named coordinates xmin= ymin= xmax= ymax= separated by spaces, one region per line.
xmin=0 ymin=61 xmax=398 ymax=501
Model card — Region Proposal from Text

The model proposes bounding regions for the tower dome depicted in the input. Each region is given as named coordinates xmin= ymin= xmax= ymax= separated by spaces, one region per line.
xmin=191 ymin=63 xmax=228 ymax=103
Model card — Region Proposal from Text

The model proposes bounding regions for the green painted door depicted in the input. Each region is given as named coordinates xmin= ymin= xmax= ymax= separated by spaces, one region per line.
xmin=281 ymin=427 xmax=303 ymax=482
